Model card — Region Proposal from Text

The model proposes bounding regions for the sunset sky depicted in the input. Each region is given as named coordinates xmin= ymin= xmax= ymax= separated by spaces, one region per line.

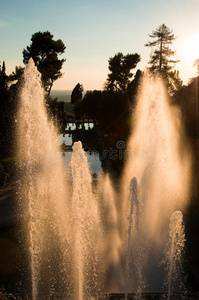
xmin=1 ymin=0 xmax=199 ymax=90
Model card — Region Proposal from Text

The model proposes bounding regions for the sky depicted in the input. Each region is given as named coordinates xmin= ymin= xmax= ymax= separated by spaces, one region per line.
xmin=1 ymin=0 xmax=199 ymax=91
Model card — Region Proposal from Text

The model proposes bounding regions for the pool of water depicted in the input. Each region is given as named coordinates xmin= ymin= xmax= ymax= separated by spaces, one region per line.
xmin=59 ymin=123 xmax=102 ymax=179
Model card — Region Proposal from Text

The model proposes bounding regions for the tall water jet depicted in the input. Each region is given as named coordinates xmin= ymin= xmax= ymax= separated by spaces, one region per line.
xmin=70 ymin=141 xmax=101 ymax=299
xmin=97 ymin=174 xmax=123 ymax=292
xmin=15 ymin=60 xmax=193 ymax=298
xmin=162 ymin=211 xmax=186 ymax=299
xmin=125 ymin=177 xmax=145 ymax=300
xmin=122 ymin=74 xmax=192 ymax=290
xmin=17 ymin=59 xmax=70 ymax=299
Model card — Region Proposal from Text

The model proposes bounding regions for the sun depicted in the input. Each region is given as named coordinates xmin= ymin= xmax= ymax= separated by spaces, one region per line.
xmin=183 ymin=33 xmax=199 ymax=63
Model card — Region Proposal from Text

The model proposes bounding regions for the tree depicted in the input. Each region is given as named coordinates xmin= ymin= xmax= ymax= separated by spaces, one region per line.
xmin=127 ymin=69 xmax=143 ymax=104
xmin=79 ymin=90 xmax=102 ymax=119
xmin=145 ymin=24 xmax=182 ymax=94
xmin=8 ymin=66 xmax=24 ymax=82
xmin=0 ymin=62 xmax=15 ymax=158
xmin=0 ymin=61 xmax=8 ymax=90
xmin=145 ymin=24 xmax=179 ymax=75
xmin=71 ymin=83 xmax=83 ymax=105
xmin=173 ymin=76 xmax=199 ymax=140
xmin=167 ymin=70 xmax=183 ymax=94
xmin=23 ymin=31 xmax=66 ymax=95
xmin=104 ymin=52 xmax=140 ymax=92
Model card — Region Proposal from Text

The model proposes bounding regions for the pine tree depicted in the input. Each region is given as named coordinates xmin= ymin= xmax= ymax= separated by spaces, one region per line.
xmin=145 ymin=24 xmax=182 ymax=93
xmin=145 ymin=24 xmax=179 ymax=75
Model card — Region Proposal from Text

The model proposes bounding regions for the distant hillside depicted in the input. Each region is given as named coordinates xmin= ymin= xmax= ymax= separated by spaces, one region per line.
xmin=51 ymin=90 xmax=72 ymax=102
xmin=51 ymin=90 xmax=87 ymax=102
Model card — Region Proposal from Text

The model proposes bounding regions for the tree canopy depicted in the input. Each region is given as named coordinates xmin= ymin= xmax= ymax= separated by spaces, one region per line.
xmin=145 ymin=24 xmax=178 ymax=74
xmin=71 ymin=83 xmax=84 ymax=105
xmin=8 ymin=66 xmax=24 ymax=82
xmin=0 ymin=62 xmax=16 ymax=159
xmin=23 ymin=31 xmax=66 ymax=95
xmin=104 ymin=52 xmax=141 ymax=92
xmin=145 ymin=24 xmax=182 ymax=93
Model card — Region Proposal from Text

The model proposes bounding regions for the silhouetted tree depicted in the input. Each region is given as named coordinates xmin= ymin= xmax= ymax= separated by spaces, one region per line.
xmin=173 ymin=76 xmax=199 ymax=140
xmin=0 ymin=61 xmax=8 ymax=90
xmin=0 ymin=62 xmax=15 ymax=159
xmin=71 ymin=83 xmax=83 ymax=104
xmin=80 ymin=90 xmax=130 ymax=138
xmin=127 ymin=69 xmax=143 ymax=104
xmin=173 ymin=76 xmax=199 ymax=282
xmin=145 ymin=24 xmax=182 ymax=94
xmin=45 ymin=95 xmax=67 ymax=131
xmin=84 ymin=90 xmax=131 ymax=176
xmin=8 ymin=66 xmax=24 ymax=82
xmin=145 ymin=24 xmax=178 ymax=74
xmin=104 ymin=52 xmax=140 ymax=92
xmin=23 ymin=31 xmax=66 ymax=95
xmin=166 ymin=69 xmax=183 ymax=95
xmin=79 ymin=90 xmax=102 ymax=119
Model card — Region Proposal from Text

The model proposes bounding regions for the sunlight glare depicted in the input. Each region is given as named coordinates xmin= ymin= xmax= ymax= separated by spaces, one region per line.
xmin=183 ymin=33 xmax=199 ymax=63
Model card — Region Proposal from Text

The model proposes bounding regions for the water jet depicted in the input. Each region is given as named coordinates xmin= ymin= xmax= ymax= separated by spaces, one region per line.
xmin=15 ymin=61 xmax=192 ymax=299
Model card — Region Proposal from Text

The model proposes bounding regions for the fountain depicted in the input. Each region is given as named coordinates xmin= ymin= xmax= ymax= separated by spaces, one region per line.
xmin=122 ymin=74 xmax=192 ymax=292
xmin=162 ymin=211 xmax=186 ymax=300
xmin=16 ymin=61 xmax=192 ymax=299
xmin=17 ymin=58 xmax=71 ymax=299
xmin=70 ymin=141 xmax=102 ymax=299
xmin=96 ymin=174 xmax=123 ymax=293
xmin=125 ymin=177 xmax=145 ymax=300
xmin=17 ymin=59 xmax=102 ymax=299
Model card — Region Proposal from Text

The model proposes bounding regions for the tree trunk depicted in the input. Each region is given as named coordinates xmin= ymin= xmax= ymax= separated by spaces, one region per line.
xmin=159 ymin=37 xmax=163 ymax=72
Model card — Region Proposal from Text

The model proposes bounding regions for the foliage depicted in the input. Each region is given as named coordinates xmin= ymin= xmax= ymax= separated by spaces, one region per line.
xmin=0 ymin=61 xmax=16 ymax=159
xmin=127 ymin=69 xmax=143 ymax=104
xmin=76 ymin=89 xmax=132 ymax=176
xmin=167 ymin=69 xmax=183 ymax=94
xmin=45 ymin=96 xmax=67 ymax=131
xmin=173 ymin=76 xmax=199 ymax=283
xmin=145 ymin=24 xmax=181 ymax=93
xmin=23 ymin=31 xmax=66 ymax=95
xmin=78 ymin=90 xmax=102 ymax=119
xmin=145 ymin=24 xmax=178 ymax=74
xmin=0 ymin=61 xmax=8 ymax=90
xmin=104 ymin=52 xmax=140 ymax=92
xmin=71 ymin=83 xmax=83 ymax=104
xmin=8 ymin=66 xmax=24 ymax=82
xmin=79 ymin=90 xmax=131 ymax=142
xmin=173 ymin=75 xmax=199 ymax=140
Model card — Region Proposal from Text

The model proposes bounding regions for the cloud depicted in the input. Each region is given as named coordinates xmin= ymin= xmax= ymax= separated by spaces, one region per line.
xmin=0 ymin=21 xmax=8 ymax=28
